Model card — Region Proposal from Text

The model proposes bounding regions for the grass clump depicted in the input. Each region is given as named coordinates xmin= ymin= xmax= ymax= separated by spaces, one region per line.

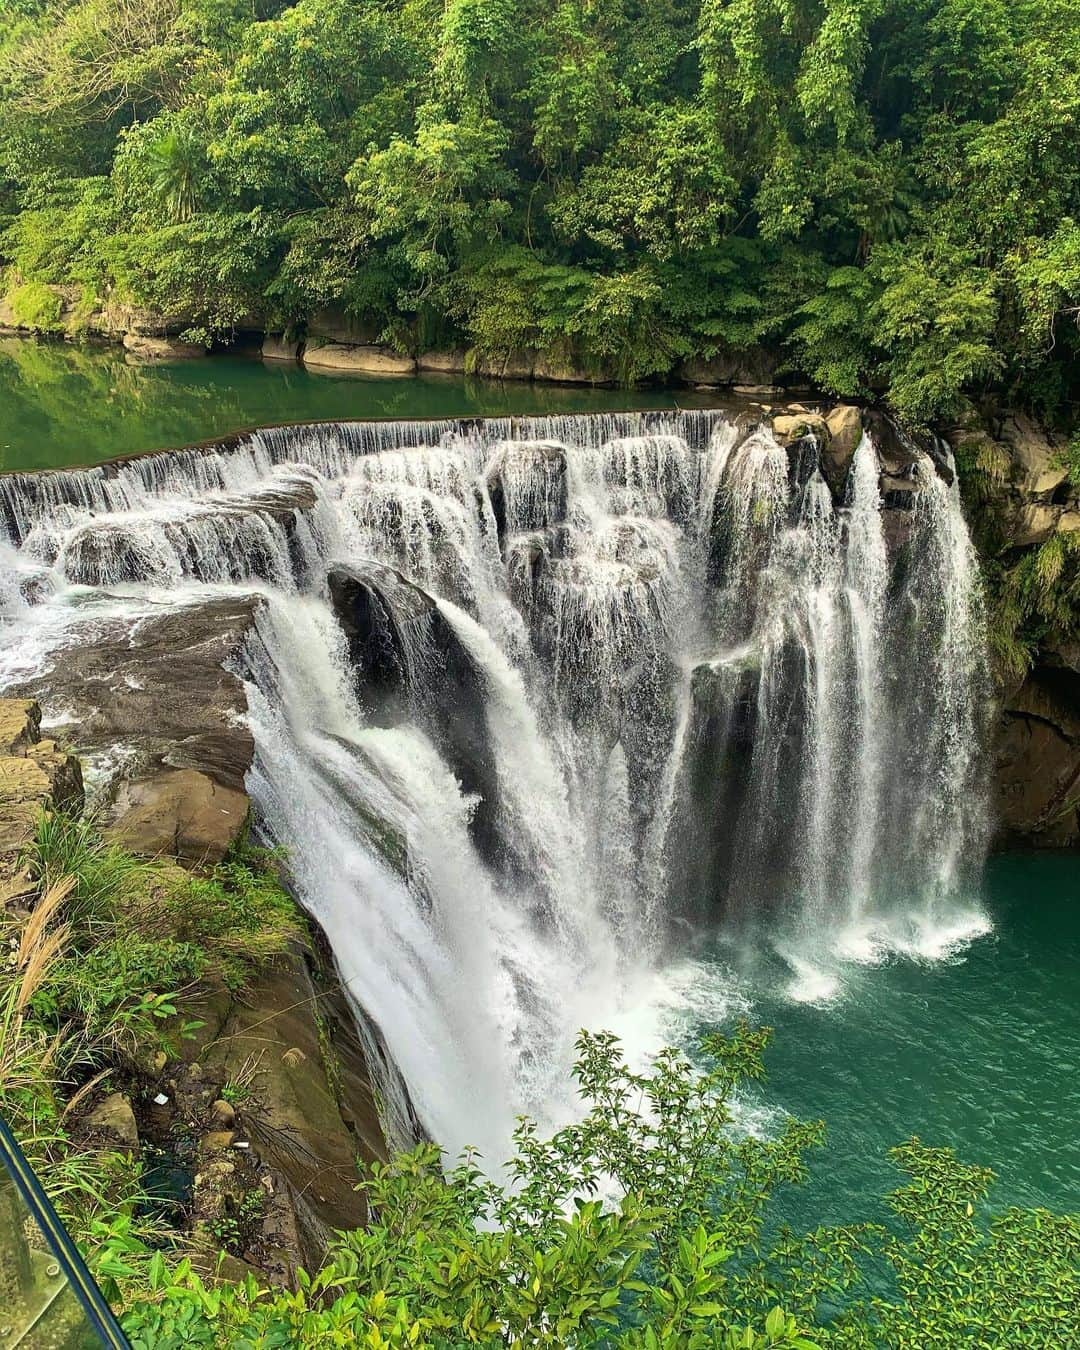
xmin=7 ymin=279 xmax=64 ymax=330
xmin=1 ymin=812 xmax=303 ymax=1248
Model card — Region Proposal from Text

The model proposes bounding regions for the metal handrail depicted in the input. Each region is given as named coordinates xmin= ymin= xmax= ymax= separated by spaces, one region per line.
xmin=0 ymin=1116 xmax=130 ymax=1349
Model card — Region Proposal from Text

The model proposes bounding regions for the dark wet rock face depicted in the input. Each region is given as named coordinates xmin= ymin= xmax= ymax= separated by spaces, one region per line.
xmin=667 ymin=659 xmax=759 ymax=912
xmin=995 ymin=667 xmax=1080 ymax=848
xmin=941 ymin=413 xmax=1080 ymax=848
xmin=486 ymin=441 xmax=568 ymax=544
xmin=328 ymin=561 xmax=505 ymax=871
xmin=328 ymin=562 xmax=435 ymax=726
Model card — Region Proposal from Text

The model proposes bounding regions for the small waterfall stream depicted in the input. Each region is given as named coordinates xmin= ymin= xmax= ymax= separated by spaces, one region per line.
xmin=0 ymin=410 xmax=991 ymax=1159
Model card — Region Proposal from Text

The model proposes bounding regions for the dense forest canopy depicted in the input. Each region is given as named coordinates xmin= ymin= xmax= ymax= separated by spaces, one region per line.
xmin=1 ymin=0 xmax=1079 ymax=423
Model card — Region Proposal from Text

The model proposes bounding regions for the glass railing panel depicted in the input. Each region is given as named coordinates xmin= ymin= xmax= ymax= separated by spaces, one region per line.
xmin=0 ymin=1120 xmax=128 ymax=1349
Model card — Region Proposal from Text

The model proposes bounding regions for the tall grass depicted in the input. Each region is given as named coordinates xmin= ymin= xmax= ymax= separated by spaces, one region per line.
xmin=2 ymin=810 xmax=304 ymax=1251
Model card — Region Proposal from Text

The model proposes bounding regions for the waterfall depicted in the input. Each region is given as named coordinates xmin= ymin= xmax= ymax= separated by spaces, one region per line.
xmin=0 ymin=409 xmax=991 ymax=1154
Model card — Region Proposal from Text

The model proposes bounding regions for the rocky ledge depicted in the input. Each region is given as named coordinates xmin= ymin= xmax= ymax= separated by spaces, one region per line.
xmin=0 ymin=690 xmax=389 ymax=1284
xmin=0 ymin=699 xmax=83 ymax=877
xmin=8 ymin=594 xmax=261 ymax=863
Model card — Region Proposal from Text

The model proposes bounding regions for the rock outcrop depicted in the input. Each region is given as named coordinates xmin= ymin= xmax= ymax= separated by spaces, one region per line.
xmin=109 ymin=769 xmax=250 ymax=865
xmin=416 ymin=349 xmax=467 ymax=374
xmin=995 ymin=666 xmax=1080 ymax=847
xmin=85 ymin=1092 xmax=139 ymax=1149
xmin=302 ymin=342 xmax=416 ymax=376
xmin=677 ymin=347 xmax=779 ymax=389
xmin=822 ymin=404 xmax=864 ymax=498
xmin=122 ymin=333 xmax=206 ymax=362
xmin=4 ymin=678 xmax=390 ymax=1284
xmin=173 ymin=946 xmax=388 ymax=1279
xmin=465 ymin=348 xmax=537 ymax=381
xmin=9 ymin=595 xmax=261 ymax=860
xmin=262 ymin=334 xmax=301 ymax=362
xmin=0 ymin=699 xmax=83 ymax=875
xmin=944 ymin=414 xmax=1080 ymax=848
xmin=328 ymin=561 xmax=506 ymax=871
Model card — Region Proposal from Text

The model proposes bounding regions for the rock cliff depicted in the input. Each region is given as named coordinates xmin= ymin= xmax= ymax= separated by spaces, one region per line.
xmin=944 ymin=414 xmax=1080 ymax=848
xmin=0 ymin=683 xmax=389 ymax=1281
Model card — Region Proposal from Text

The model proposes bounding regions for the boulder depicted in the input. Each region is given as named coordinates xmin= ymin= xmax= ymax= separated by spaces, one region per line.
xmin=1059 ymin=510 xmax=1080 ymax=533
xmin=103 ymin=303 xmax=198 ymax=338
xmin=328 ymin=562 xmax=505 ymax=870
xmin=1010 ymin=504 xmax=1062 ymax=548
xmin=198 ymin=1131 xmax=238 ymax=1154
xmin=417 ymin=349 xmax=467 ymax=375
xmin=820 ymin=405 xmax=864 ymax=499
xmin=85 ymin=1093 xmax=138 ymax=1148
xmin=328 ymin=562 xmax=437 ymax=724
xmin=261 ymin=334 xmax=301 ymax=362
xmin=862 ymin=409 xmax=935 ymax=480
xmin=678 ymin=348 xmax=778 ymax=389
xmin=772 ymin=412 xmax=829 ymax=446
xmin=123 ymin=333 xmax=206 ymax=362
xmin=211 ymin=1099 xmax=237 ymax=1129
xmin=108 ymin=768 xmax=249 ymax=864
xmin=998 ymin=415 xmax=1069 ymax=500
xmin=302 ymin=342 xmax=416 ymax=375
xmin=485 ymin=441 xmax=568 ymax=539
xmin=880 ymin=473 xmax=921 ymax=509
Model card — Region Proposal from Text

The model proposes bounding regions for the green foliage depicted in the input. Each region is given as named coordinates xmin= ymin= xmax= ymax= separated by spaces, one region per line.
xmin=144 ymin=125 xmax=204 ymax=223
xmin=7 ymin=843 xmax=1077 ymax=1350
xmin=1055 ymin=432 xmax=1080 ymax=490
xmin=103 ymin=1025 xmax=1080 ymax=1348
xmin=870 ymin=244 xmax=1004 ymax=426
xmin=205 ymin=1187 xmax=266 ymax=1255
xmin=2 ymin=813 xmax=302 ymax=1246
xmin=6 ymin=278 xmax=63 ymax=328
xmin=956 ymin=429 xmax=1080 ymax=680
xmin=108 ymin=1024 xmax=838 ymax=1347
xmin=1 ymin=0 xmax=1079 ymax=413
xmin=860 ymin=1140 xmax=1080 ymax=1348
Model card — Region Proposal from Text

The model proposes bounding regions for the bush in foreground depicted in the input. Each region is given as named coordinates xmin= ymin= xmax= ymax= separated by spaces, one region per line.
xmin=110 ymin=1027 xmax=1079 ymax=1349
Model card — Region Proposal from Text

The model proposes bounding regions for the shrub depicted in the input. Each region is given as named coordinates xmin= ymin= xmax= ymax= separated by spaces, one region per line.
xmin=7 ymin=279 xmax=63 ymax=330
xmin=107 ymin=1026 xmax=1080 ymax=1348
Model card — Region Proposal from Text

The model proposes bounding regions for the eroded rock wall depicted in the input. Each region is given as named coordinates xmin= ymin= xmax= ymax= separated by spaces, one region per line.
xmin=945 ymin=415 xmax=1080 ymax=848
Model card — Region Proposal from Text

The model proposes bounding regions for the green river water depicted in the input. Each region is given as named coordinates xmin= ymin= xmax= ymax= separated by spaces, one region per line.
xmin=1 ymin=336 xmax=1077 ymax=1224
xmin=0 ymin=336 xmax=688 ymax=472
xmin=712 ymin=853 xmax=1080 ymax=1226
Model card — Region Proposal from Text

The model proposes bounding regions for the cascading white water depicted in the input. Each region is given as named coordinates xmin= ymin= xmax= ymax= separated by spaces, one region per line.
xmin=0 ymin=409 xmax=991 ymax=1156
